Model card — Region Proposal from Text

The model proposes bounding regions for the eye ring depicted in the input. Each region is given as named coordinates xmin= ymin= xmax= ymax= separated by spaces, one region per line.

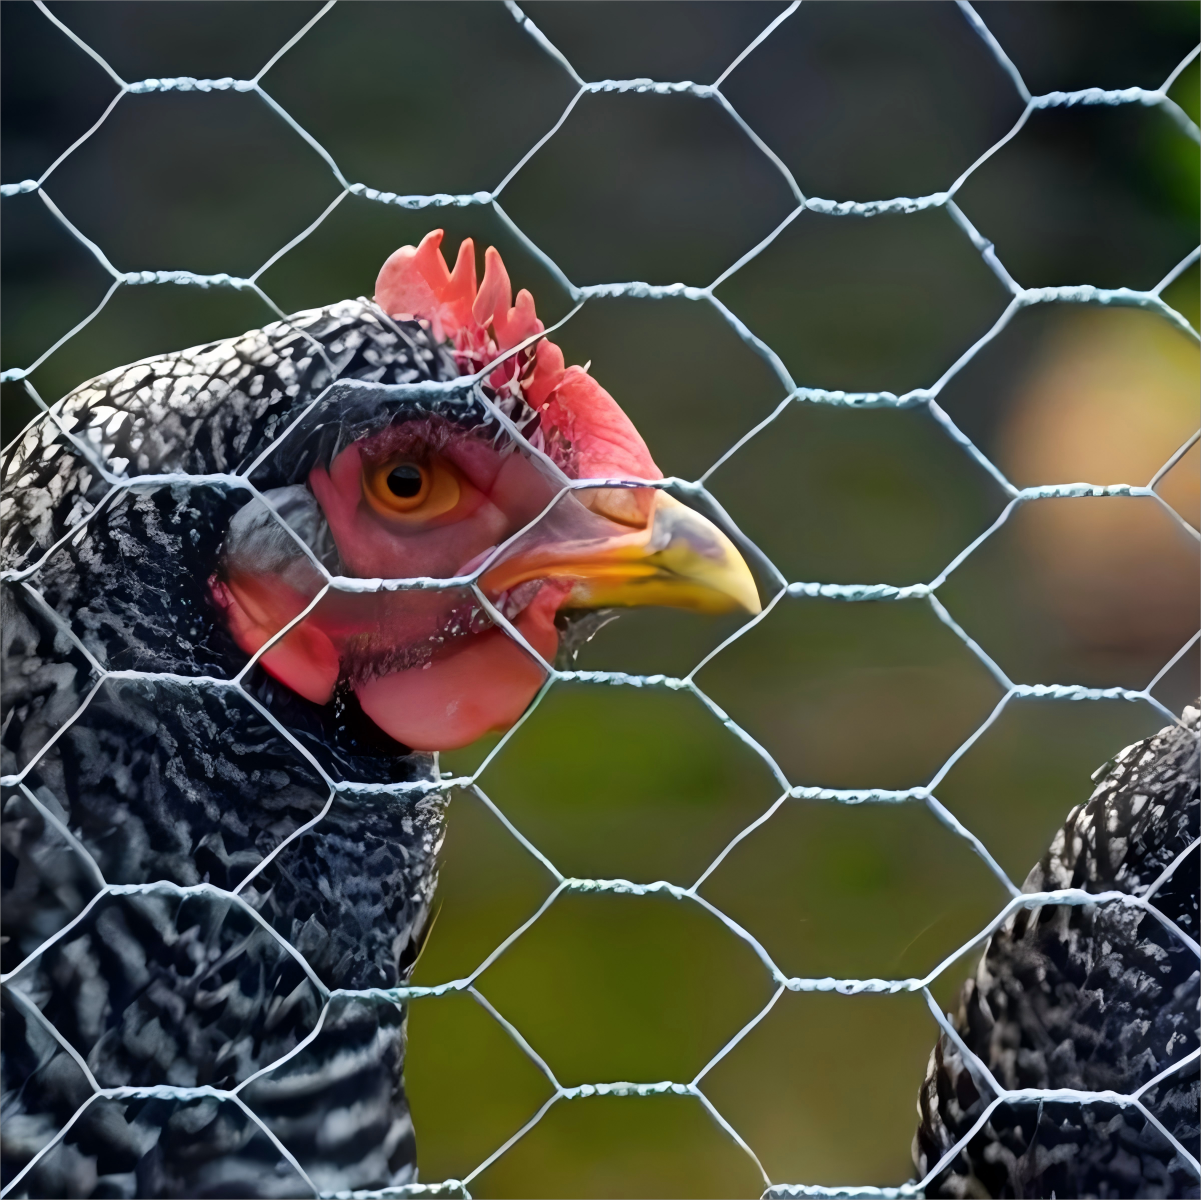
xmin=363 ymin=454 xmax=461 ymax=520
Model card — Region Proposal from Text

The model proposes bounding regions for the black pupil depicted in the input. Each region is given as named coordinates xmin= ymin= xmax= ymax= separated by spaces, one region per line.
xmin=386 ymin=464 xmax=424 ymax=499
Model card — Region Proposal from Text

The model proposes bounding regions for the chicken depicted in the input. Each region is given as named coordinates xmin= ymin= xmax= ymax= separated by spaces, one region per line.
xmin=0 ymin=231 xmax=760 ymax=1198
xmin=914 ymin=706 xmax=1200 ymax=1199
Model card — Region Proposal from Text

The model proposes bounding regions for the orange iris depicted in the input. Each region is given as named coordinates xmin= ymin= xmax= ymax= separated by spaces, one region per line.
xmin=362 ymin=454 xmax=462 ymax=521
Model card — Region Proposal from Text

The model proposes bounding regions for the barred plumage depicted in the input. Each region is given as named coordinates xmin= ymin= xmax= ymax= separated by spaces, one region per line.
xmin=914 ymin=707 xmax=1201 ymax=1199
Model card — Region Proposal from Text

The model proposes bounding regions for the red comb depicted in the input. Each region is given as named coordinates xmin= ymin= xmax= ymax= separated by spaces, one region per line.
xmin=375 ymin=231 xmax=661 ymax=491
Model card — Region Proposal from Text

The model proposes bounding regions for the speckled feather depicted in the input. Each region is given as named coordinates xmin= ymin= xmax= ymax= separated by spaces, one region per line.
xmin=914 ymin=707 xmax=1201 ymax=1199
xmin=0 ymin=302 xmax=493 ymax=1197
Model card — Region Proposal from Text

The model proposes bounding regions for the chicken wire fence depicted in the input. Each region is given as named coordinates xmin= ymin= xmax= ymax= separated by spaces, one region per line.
xmin=1 ymin=1 xmax=1199 ymax=1197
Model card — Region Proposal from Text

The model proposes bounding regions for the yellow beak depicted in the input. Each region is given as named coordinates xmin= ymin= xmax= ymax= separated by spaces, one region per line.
xmin=481 ymin=490 xmax=761 ymax=616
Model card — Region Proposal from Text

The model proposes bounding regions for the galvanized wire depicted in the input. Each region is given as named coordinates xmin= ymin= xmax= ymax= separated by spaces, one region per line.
xmin=1 ymin=2 xmax=1199 ymax=1197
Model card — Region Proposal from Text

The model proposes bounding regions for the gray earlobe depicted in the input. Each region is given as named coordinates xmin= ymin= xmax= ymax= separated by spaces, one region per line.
xmin=224 ymin=485 xmax=339 ymax=576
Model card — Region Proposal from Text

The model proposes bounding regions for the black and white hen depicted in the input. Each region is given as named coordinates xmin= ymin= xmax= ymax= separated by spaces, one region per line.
xmin=0 ymin=232 xmax=758 ymax=1198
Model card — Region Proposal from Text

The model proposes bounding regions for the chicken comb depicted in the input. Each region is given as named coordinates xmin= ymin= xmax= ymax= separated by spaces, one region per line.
xmin=375 ymin=231 xmax=662 ymax=507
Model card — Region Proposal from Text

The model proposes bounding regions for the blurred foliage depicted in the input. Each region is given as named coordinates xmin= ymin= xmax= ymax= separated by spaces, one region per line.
xmin=2 ymin=2 xmax=1198 ymax=1194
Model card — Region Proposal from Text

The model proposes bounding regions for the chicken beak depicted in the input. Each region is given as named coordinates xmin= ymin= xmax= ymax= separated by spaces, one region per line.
xmin=481 ymin=490 xmax=762 ymax=616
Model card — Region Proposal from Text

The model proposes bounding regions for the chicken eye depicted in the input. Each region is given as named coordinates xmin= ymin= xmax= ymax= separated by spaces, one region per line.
xmin=363 ymin=454 xmax=461 ymax=520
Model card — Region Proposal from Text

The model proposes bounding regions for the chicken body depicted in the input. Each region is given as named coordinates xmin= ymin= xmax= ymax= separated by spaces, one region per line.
xmin=1 ymin=230 xmax=760 ymax=1198
xmin=1 ymin=302 xmax=456 ymax=1198
xmin=915 ymin=707 xmax=1200 ymax=1199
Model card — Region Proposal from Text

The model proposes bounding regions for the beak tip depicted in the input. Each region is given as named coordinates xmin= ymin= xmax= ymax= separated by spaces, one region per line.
xmin=730 ymin=572 xmax=763 ymax=617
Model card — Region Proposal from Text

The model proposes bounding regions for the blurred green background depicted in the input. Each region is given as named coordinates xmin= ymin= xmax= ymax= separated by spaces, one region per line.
xmin=2 ymin=3 xmax=1198 ymax=1195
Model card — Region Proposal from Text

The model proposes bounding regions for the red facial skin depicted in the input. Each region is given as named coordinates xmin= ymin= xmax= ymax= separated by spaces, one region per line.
xmin=214 ymin=231 xmax=667 ymax=751
xmin=353 ymin=578 xmax=569 ymax=753
xmin=215 ymin=425 xmax=641 ymax=749
xmin=214 ymin=426 xmax=597 ymax=748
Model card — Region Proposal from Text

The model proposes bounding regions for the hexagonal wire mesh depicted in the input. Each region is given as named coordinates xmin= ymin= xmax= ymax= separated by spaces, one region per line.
xmin=1 ymin=2 xmax=1199 ymax=1197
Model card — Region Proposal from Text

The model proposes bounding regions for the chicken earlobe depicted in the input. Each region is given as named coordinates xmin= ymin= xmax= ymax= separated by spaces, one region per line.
xmin=213 ymin=486 xmax=340 ymax=704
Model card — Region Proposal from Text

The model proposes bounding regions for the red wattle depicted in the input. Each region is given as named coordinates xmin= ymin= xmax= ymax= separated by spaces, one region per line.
xmin=353 ymin=587 xmax=563 ymax=751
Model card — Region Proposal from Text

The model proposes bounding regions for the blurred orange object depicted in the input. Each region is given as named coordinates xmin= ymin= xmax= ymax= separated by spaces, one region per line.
xmin=998 ymin=307 xmax=1199 ymax=658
